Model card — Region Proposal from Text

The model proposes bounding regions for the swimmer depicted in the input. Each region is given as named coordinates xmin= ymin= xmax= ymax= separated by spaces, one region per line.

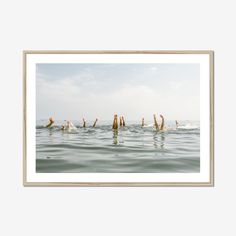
xmin=66 ymin=120 xmax=77 ymax=130
xmin=112 ymin=114 xmax=118 ymax=129
xmin=142 ymin=118 xmax=144 ymax=127
xmin=61 ymin=121 xmax=76 ymax=130
xmin=153 ymin=114 xmax=159 ymax=131
xmin=83 ymin=118 xmax=86 ymax=128
xmin=122 ymin=116 xmax=126 ymax=126
xmin=93 ymin=118 xmax=98 ymax=128
xmin=175 ymin=120 xmax=179 ymax=129
xmin=45 ymin=117 xmax=54 ymax=128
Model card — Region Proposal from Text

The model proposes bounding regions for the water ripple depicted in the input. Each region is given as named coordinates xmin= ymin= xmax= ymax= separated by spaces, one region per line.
xmin=36 ymin=121 xmax=200 ymax=173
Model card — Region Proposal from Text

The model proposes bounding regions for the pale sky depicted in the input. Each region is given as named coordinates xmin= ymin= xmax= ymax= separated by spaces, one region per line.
xmin=36 ymin=63 xmax=200 ymax=121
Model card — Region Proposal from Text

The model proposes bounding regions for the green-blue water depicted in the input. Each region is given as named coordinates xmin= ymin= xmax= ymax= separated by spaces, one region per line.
xmin=36 ymin=120 xmax=200 ymax=173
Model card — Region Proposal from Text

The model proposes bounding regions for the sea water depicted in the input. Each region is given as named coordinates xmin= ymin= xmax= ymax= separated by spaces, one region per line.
xmin=36 ymin=120 xmax=200 ymax=173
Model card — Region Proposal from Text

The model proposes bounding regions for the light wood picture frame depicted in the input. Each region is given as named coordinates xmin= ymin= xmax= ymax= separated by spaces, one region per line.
xmin=23 ymin=50 xmax=214 ymax=187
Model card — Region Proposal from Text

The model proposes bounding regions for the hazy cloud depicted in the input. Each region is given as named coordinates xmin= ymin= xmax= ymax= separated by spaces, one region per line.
xmin=36 ymin=63 xmax=200 ymax=121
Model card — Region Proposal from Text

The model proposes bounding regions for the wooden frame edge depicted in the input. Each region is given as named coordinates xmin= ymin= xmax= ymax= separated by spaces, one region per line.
xmin=23 ymin=182 xmax=214 ymax=187
xmin=23 ymin=51 xmax=27 ymax=186
xmin=23 ymin=50 xmax=214 ymax=55
xmin=23 ymin=50 xmax=214 ymax=187
xmin=210 ymin=51 xmax=215 ymax=187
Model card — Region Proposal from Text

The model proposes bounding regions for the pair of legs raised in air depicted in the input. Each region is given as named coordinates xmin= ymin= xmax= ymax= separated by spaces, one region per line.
xmin=82 ymin=118 xmax=98 ymax=128
xmin=61 ymin=119 xmax=97 ymax=130
xmin=120 ymin=116 xmax=125 ymax=127
xmin=153 ymin=114 xmax=165 ymax=131
xmin=113 ymin=114 xmax=125 ymax=129
xmin=46 ymin=117 xmax=75 ymax=130
xmin=45 ymin=117 xmax=98 ymax=130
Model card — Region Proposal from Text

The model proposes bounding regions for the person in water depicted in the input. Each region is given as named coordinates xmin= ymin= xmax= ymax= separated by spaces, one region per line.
xmin=67 ymin=121 xmax=75 ymax=129
xmin=60 ymin=121 xmax=76 ymax=130
xmin=45 ymin=117 xmax=54 ymax=128
xmin=112 ymin=114 xmax=118 ymax=129
xmin=93 ymin=118 xmax=98 ymax=128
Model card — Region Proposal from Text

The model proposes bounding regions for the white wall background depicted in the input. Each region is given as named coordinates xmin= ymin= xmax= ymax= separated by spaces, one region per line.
xmin=0 ymin=0 xmax=234 ymax=235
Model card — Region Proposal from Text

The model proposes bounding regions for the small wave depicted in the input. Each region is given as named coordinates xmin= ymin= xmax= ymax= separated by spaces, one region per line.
xmin=143 ymin=124 xmax=154 ymax=128
xmin=36 ymin=123 xmax=199 ymax=132
xmin=177 ymin=125 xmax=199 ymax=130
xmin=36 ymin=125 xmax=47 ymax=129
xmin=36 ymin=125 xmax=61 ymax=129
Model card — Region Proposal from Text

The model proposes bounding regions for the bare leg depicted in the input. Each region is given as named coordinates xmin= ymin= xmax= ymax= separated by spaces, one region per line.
xmin=83 ymin=118 xmax=86 ymax=128
xmin=153 ymin=114 xmax=159 ymax=131
xmin=93 ymin=118 xmax=98 ymax=128
xmin=160 ymin=115 xmax=164 ymax=130
xmin=112 ymin=114 xmax=118 ymax=129
xmin=116 ymin=117 xmax=118 ymax=128
xmin=46 ymin=117 xmax=54 ymax=128
xmin=46 ymin=121 xmax=53 ymax=128
xmin=122 ymin=116 xmax=125 ymax=126
xmin=120 ymin=117 xmax=123 ymax=126
xmin=113 ymin=115 xmax=116 ymax=129
xmin=142 ymin=118 xmax=144 ymax=127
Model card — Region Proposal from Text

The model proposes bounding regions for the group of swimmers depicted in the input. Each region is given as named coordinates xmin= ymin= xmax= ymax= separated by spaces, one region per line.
xmin=45 ymin=117 xmax=98 ymax=130
xmin=112 ymin=114 xmax=166 ymax=131
xmin=45 ymin=114 xmax=179 ymax=131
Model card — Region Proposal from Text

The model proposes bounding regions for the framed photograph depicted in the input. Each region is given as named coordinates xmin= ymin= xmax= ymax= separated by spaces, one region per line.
xmin=23 ymin=50 xmax=214 ymax=186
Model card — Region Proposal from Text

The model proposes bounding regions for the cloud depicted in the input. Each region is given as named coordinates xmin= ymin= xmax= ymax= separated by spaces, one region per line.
xmin=36 ymin=63 xmax=200 ymax=121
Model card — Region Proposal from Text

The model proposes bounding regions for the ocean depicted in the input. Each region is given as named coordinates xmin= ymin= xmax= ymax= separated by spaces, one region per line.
xmin=36 ymin=120 xmax=200 ymax=173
